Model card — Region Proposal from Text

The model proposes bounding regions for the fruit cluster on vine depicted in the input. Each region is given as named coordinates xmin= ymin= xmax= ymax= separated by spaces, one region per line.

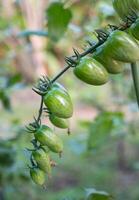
xmin=26 ymin=0 xmax=139 ymax=187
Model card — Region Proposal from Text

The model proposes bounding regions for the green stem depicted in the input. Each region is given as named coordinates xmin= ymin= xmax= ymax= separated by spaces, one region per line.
xmin=131 ymin=62 xmax=139 ymax=108
xmin=37 ymin=96 xmax=44 ymax=122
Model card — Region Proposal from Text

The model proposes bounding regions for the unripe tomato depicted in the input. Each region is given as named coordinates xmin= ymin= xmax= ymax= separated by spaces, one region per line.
xmin=113 ymin=0 xmax=139 ymax=20
xmin=73 ymin=57 xmax=109 ymax=85
xmin=34 ymin=125 xmax=63 ymax=153
xmin=49 ymin=114 xmax=69 ymax=129
xmin=130 ymin=18 xmax=139 ymax=40
xmin=30 ymin=167 xmax=45 ymax=185
xmin=103 ymin=30 xmax=139 ymax=62
xmin=32 ymin=148 xmax=51 ymax=175
xmin=93 ymin=46 xmax=124 ymax=74
xmin=44 ymin=83 xmax=73 ymax=119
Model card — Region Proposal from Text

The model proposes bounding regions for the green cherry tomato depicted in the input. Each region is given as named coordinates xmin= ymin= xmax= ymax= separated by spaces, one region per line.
xmin=130 ymin=18 xmax=139 ymax=40
xmin=32 ymin=148 xmax=51 ymax=175
xmin=113 ymin=0 xmax=139 ymax=20
xmin=34 ymin=125 xmax=63 ymax=153
xmin=103 ymin=30 xmax=139 ymax=62
xmin=49 ymin=114 xmax=69 ymax=129
xmin=93 ymin=46 xmax=124 ymax=74
xmin=44 ymin=83 xmax=73 ymax=119
xmin=73 ymin=57 xmax=109 ymax=85
xmin=30 ymin=167 xmax=45 ymax=186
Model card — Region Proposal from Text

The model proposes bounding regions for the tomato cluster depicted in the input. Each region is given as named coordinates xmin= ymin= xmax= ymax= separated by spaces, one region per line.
xmin=27 ymin=0 xmax=139 ymax=187
xmin=27 ymin=82 xmax=73 ymax=186
xmin=73 ymin=29 xmax=139 ymax=85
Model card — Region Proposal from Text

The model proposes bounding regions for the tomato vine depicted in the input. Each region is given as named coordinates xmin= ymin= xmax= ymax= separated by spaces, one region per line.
xmin=26 ymin=6 xmax=139 ymax=186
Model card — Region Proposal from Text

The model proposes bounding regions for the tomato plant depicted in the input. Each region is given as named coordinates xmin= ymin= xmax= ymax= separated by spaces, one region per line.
xmin=25 ymin=1 xmax=139 ymax=193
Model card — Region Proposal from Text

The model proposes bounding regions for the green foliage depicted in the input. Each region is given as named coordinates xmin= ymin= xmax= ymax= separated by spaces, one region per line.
xmin=47 ymin=2 xmax=72 ymax=41
xmin=88 ymin=112 xmax=125 ymax=150
xmin=86 ymin=188 xmax=113 ymax=200
xmin=0 ymin=90 xmax=11 ymax=110
xmin=0 ymin=73 xmax=22 ymax=110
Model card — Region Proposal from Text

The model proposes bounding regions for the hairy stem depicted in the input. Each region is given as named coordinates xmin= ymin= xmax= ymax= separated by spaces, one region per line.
xmin=131 ymin=62 xmax=139 ymax=108
xmin=37 ymin=96 xmax=44 ymax=122
xmin=51 ymin=65 xmax=71 ymax=83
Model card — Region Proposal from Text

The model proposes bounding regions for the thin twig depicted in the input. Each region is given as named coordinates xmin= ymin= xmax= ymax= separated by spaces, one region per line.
xmin=37 ymin=96 xmax=44 ymax=122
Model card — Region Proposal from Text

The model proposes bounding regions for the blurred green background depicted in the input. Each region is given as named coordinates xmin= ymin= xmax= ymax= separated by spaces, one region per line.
xmin=0 ymin=0 xmax=139 ymax=199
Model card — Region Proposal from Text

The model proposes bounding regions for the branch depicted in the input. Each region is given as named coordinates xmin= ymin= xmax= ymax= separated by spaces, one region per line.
xmin=17 ymin=30 xmax=48 ymax=38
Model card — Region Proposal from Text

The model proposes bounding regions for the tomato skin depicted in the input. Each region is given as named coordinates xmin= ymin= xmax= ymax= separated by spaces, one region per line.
xmin=73 ymin=57 xmax=109 ymax=85
xmin=130 ymin=18 xmax=139 ymax=40
xmin=44 ymin=84 xmax=73 ymax=119
xmin=113 ymin=0 xmax=139 ymax=20
xmin=30 ymin=168 xmax=45 ymax=185
xmin=93 ymin=45 xmax=124 ymax=74
xmin=49 ymin=114 xmax=69 ymax=129
xmin=32 ymin=149 xmax=51 ymax=175
xmin=52 ymin=82 xmax=67 ymax=93
xmin=34 ymin=125 xmax=63 ymax=153
xmin=103 ymin=30 xmax=139 ymax=62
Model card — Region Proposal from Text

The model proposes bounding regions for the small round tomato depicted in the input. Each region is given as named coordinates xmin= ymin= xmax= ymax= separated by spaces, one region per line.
xmin=32 ymin=148 xmax=51 ymax=175
xmin=30 ymin=167 xmax=45 ymax=186
xmin=44 ymin=83 xmax=73 ymax=119
xmin=103 ymin=30 xmax=139 ymax=62
xmin=93 ymin=46 xmax=124 ymax=74
xmin=49 ymin=114 xmax=69 ymax=129
xmin=73 ymin=57 xmax=109 ymax=85
xmin=34 ymin=125 xmax=63 ymax=153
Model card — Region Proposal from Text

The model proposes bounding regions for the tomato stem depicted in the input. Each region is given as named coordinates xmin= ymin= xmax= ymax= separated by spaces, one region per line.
xmin=51 ymin=65 xmax=71 ymax=83
xmin=37 ymin=96 xmax=44 ymax=122
xmin=131 ymin=62 xmax=139 ymax=108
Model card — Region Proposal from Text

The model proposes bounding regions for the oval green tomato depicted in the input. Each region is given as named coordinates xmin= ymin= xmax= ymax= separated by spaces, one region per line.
xmin=73 ymin=57 xmax=109 ymax=85
xmin=103 ymin=30 xmax=139 ymax=62
xmin=93 ymin=46 xmax=124 ymax=74
xmin=34 ymin=125 xmax=63 ymax=153
xmin=49 ymin=114 xmax=69 ymax=129
xmin=32 ymin=148 xmax=51 ymax=175
xmin=44 ymin=85 xmax=73 ymax=119
xmin=130 ymin=18 xmax=139 ymax=40
xmin=113 ymin=0 xmax=139 ymax=20
xmin=30 ymin=168 xmax=45 ymax=186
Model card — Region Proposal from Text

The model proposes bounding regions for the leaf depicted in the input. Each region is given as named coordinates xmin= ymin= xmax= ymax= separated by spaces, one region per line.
xmin=0 ymin=90 xmax=11 ymax=111
xmin=87 ymin=112 xmax=124 ymax=150
xmin=47 ymin=2 xmax=72 ymax=41
xmin=86 ymin=188 xmax=113 ymax=200
xmin=7 ymin=73 xmax=22 ymax=87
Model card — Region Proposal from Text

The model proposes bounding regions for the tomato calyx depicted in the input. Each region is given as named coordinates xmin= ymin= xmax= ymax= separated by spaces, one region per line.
xmin=26 ymin=116 xmax=41 ymax=133
xmin=32 ymin=76 xmax=52 ymax=96
xmin=95 ymin=29 xmax=109 ymax=43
